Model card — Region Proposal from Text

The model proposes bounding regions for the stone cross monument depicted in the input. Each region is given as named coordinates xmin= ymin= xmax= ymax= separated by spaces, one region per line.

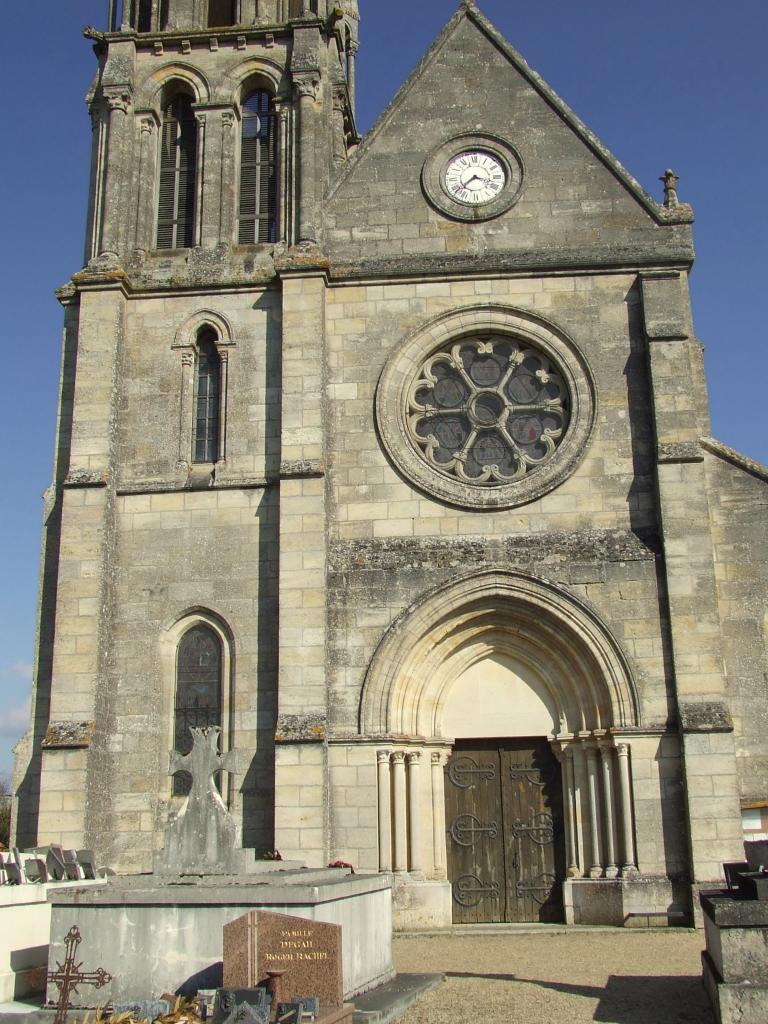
xmin=155 ymin=726 xmax=248 ymax=875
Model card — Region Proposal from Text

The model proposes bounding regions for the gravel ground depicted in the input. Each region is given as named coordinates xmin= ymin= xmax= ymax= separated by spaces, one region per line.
xmin=393 ymin=929 xmax=714 ymax=1024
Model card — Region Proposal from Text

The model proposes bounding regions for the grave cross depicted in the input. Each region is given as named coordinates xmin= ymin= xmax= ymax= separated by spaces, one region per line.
xmin=170 ymin=726 xmax=239 ymax=805
xmin=48 ymin=925 xmax=112 ymax=1024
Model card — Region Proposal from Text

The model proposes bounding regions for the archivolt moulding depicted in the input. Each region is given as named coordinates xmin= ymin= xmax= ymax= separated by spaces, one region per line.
xmin=145 ymin=63 xmax=212 ymax=108
xmin=359 ymin=569 xmax=640 ymax=738
xmin=172 ymin=309 xmax=235 ymax=349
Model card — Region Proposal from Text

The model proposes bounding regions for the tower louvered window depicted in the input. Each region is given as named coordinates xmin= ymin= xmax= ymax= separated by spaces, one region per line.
xmin=238 ymin=90 xmax=278 ymax=244
xmin=157 ymin=94 xmax=198 ymax=250
xmin=208 ymin=0 xmax=236 ymax=26
xmin=193 ymin=331 xmax=221 ymax=464
xmin=132 ymin=0 xmax=152 ymax=31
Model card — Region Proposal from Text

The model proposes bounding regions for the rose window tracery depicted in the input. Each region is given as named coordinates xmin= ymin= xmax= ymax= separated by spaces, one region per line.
xmin=407 ymin=336 xmax=569 ymax=484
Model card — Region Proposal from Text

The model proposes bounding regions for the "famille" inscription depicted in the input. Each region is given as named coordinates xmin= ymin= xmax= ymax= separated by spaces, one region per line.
xmin=264 ymin=928 xmax=329 ymax=963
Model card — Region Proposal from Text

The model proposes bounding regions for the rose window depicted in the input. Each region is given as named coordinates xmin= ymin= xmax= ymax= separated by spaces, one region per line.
xmin=407 ymin=336 xmax=569 ymax=485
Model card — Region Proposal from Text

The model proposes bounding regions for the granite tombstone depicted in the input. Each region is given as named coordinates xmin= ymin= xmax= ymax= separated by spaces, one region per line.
xmin=223 ymin=912 xmax=342 ymax=1009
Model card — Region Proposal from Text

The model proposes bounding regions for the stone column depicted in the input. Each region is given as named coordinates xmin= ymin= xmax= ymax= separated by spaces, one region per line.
xmin=332 ymin=87 xmax=346 ymax=163
xmin=98 ymin=88 xmax=133 ymax=259
xmin=616 ymin=743 xmax=638 ymax=876
xmin=219 ymin=109 xmax=237 ymax=243
xmin=121 ymin=2 xmax=131 ymax=29
xmin=347 ymin=41 xmax=358 ymax=115
xmin=572 ymin=739 xmax=589 ymax=878
xmin=193 ymin=111 xmax=207 ymax=247
xmin=293 ymin=74 xmax=319 ymax=243
xmin=276 ymin=104 xmax=290 ymax=241
xmin=108 ymin=0 xmax=118 ymax=31
xmin=85 ymin=106 xmax=107 ymax=263
xmin=177 ymin=350 xmax=194 ymax=469
xmin=558 ymin=743 xmax=580 ymax=877
xmin=586 ymin=745 xmax=603 ymax=877
xmin=599 ymin=742 xmax=619 ymax=878
xmin=376 ymin=750 xmax=392 ymax=872
xmin=391 ymin=751 xmax=407 ymax=873
xmin=406 ymin=752 xmax=424 ymax=875
xmin=133 ymin=112 xmax=159 ymax=251
xmin=431 ymin=751 xmax=448 ymax=880
xmin=216 ymin=348 xmax=229 ymax=465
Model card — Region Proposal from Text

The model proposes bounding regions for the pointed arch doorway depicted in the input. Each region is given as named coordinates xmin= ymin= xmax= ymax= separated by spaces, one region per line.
xmin=360 ymin=570 xmax=641 ymax=926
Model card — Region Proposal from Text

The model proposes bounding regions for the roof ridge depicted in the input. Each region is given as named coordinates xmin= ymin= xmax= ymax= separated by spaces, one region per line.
xmin=700 ymin=436 xmax=768 ymax=482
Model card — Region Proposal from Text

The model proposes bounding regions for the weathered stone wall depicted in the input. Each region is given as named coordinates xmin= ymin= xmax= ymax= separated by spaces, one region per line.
xmin=706 ymin=447 xmax=768 ymax=805
xmin=324 ymin=274 xmax=671 ymax=727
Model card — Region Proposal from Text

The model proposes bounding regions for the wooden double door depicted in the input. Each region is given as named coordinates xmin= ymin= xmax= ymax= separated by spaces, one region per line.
xmin=445 ymin=738 xmax=566 ymax=923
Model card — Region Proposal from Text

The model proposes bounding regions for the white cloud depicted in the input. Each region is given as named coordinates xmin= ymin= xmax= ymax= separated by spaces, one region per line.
xmin=0 ymin=662 xmax=33 ymax=682
xmin=0 ymin=697 xmax=31 ymax=738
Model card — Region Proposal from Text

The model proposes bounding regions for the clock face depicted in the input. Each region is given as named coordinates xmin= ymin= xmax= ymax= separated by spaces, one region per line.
xmin=444 ymin=151 xmax=507 ymax=205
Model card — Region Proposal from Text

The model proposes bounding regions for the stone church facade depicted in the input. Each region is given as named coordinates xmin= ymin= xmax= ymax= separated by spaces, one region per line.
xmin=12 ymin=0 xmax=768 ymax=928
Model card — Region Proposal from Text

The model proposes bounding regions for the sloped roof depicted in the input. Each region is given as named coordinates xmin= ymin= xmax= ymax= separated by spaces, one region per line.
xmin=700 ymin=436 xmax=768 ymax=483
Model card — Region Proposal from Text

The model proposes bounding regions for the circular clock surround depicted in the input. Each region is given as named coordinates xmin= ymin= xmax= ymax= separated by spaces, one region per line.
xmin=422 ymin=133 xmax=524 ymax=221
xmin=376 ymin=306 xmax=595 ymax=511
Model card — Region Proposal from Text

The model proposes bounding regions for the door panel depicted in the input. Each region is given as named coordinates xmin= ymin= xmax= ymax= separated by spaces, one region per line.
xmin=446 ymin=738 xmax=565 ymax=924
xmin=501 ymin=740 xmax=565 ymax=923
xmin=444 ymin=743 xmax=503 ymax=924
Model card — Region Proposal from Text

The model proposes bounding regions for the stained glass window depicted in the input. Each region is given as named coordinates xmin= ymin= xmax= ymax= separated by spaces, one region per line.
xmin=173 ymin=625 xmax=222 ymax=796
xmin=407 ymin=335 xmax=570 ymax=485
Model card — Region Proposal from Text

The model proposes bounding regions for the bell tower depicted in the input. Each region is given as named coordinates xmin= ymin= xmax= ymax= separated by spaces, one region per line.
xmin=15 ymin=0 xmax=360 ymax=864
xmin=87 ymin=0 xmax=359 ymax=266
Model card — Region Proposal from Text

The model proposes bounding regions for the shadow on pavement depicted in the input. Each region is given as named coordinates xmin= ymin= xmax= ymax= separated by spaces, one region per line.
xmin=445 ymin=972 xmax=715 ymax=1023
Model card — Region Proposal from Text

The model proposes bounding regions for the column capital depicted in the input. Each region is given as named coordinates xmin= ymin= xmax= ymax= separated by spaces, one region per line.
xmin=376 ymin=749 xmax=391 ymax=764
xmin=405 ymin=751 xmax=421 ymax=766
xmin=104 ymin=87 xmax=133 ymax=114
xmin=391 ymin=750 xmax=405 ymax=765
xmin=431 ymin=750 xmax=448 ymax=766
xmin=616 ymin=742 xmax=630 ymax=757
xmin=293 ymin=73 xmax=321 ymax=102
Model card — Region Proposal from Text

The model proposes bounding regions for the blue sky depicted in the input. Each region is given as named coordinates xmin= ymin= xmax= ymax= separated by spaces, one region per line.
xmin=1 ymin=0 xmax=766 ymax=777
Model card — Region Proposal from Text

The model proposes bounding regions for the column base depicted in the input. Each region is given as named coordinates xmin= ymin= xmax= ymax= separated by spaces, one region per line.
xmin=392 ymin=878 xmax=452 ymax=931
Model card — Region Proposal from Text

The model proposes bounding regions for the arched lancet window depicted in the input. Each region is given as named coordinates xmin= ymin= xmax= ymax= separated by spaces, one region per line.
xmin=238 ymin=90 xmax=278 ymax=244
xmin=157 ymin=92 xmax=198 ymax=250
xmin=160 ymin=0 xmax=170 ymax=29
xmin=208 ymin=0 xmax=237 ymax=26
xmin=193 ymin=329 xmax=221 ymax=463
xmin=173 ymin=624 xmax=222 ymax=796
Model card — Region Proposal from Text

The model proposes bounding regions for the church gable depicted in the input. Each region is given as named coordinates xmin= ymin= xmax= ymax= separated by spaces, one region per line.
xmin=326 ymin=5 xmax=693 ymax=270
